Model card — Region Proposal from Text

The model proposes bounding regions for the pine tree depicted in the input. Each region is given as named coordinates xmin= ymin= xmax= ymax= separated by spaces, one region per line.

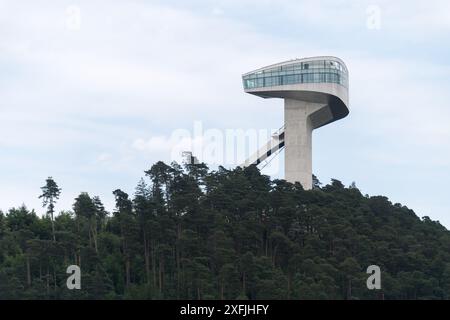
xmin=39 ymin=177 xmax=61 ymax=242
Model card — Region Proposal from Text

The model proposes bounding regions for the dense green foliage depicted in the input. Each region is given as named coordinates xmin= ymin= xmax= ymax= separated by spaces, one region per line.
xmin=1 ymin=162 xmax=450 ymax=300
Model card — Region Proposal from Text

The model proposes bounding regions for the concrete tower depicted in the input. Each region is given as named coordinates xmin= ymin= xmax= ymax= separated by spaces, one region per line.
xmin=241 ymin=56 xmax=349 ymax=190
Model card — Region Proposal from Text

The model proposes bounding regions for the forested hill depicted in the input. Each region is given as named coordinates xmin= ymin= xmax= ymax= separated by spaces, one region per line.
xmin=1 ymin=161 xmax=450 ymax=300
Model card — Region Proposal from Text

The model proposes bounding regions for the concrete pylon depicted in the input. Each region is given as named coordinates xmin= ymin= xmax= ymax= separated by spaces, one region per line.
xmin=284 ymin=99 xmax=326 ymax=189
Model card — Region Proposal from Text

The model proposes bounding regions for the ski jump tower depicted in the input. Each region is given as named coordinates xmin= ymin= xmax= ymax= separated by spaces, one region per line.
xmin=241 ymin=56 xmax=349 ymax=190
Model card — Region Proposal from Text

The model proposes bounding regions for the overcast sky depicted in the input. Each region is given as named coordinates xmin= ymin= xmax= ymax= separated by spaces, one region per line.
xmin=1 ymin=0 xmax=450 ymax=227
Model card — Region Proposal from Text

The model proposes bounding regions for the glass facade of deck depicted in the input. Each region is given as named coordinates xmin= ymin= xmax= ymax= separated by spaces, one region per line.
xmin=243 ymin=58 xmax=348 ymax=90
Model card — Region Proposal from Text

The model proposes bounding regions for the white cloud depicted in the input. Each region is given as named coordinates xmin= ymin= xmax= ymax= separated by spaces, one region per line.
xmin=348 ymin=57 xmax=450 ymax=156
xmin=132 ymin=136 xmax=172 ymax=153
xmin=95 ymin=152 xmax=112 ymax=163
